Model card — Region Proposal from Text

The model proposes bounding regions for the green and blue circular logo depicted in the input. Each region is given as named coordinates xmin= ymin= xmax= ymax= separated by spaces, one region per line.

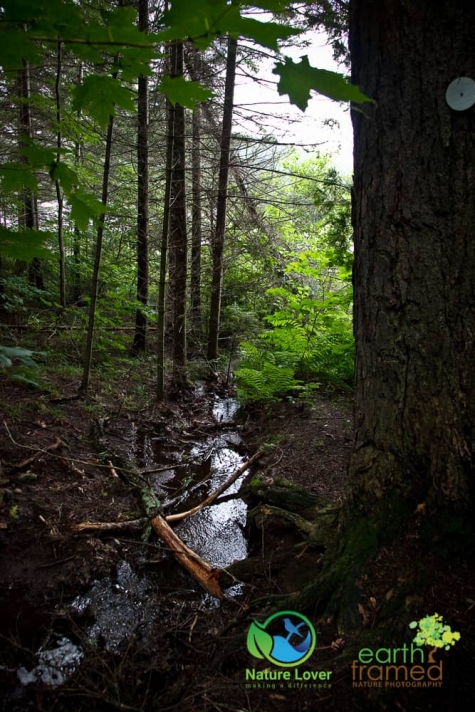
xmin=247 ymin=611 xmax=316 ymax=667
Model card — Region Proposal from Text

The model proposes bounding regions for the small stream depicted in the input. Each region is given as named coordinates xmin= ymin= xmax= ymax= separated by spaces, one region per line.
xmin=17 ymin=394 xmax=252 ymax=685
xmin=131 ymin=395 xmax=247 ymax=569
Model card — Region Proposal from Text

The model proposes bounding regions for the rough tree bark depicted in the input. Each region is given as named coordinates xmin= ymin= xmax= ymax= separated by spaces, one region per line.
xmin=285 ymin=0 xmax=475 ymax=630
xmin=348 ymin=0 xmax=475 ymax=534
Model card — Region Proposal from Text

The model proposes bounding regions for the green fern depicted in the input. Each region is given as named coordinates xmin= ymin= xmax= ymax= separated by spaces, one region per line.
xmin=235 ymin=363 xmax=301 ymax=403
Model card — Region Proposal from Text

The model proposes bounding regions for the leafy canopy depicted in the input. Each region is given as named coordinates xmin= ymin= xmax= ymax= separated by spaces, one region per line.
xmin=0 ymin=0 xmax=371 ymax=262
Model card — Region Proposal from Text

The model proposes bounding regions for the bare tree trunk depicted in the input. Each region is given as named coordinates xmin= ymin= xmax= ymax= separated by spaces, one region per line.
xmin=207 ymin=37 xmax=237 ymax=361
xmin=132 ymin=0 xmax=149 ymax=354
xmin=71 ymin=64 xmax=83 ymax=305
xmin=80 ymin=77 xmax=117 ymax=392
xmin=156 ymin=97 xmax=174 ymax=401
xmin=18 ymin=60 xmax=44 ymax=291
xmin=190 ymin=93 xmax=203 ymax=339
xmin=54 ymin=40 xmax=66 ymax=309
xmin=169 ymin=41 xmax=188 ymax=388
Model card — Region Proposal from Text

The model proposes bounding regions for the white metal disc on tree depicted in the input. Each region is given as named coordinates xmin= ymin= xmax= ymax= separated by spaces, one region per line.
xmin=445 ymin=77 xmax=475 ymax=111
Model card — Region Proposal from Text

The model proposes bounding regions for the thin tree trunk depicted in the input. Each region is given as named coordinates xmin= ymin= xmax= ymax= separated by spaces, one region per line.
xmin=190 ymin=103 xmax=203 ymax=339
xmin=156 ymin=97 xmax=174 ymax=401
xmin=190 ymin=51 xmax=203 ymax=340
xmin=80 ymin=80 xmax=117 ymax=392
xmin=169 ymin=41 xmax=188 ymax=388
xmin=207 ymin=37 xmax=237 ymax=361
xmin=71 ymin=63 xmax=83 ymax=304
xmin=132 ymin=0 xmax=149 ymax=354
xmin=18 ymin=59 xmax=44 ymax=291
xmin=54 ymin=40 xmax=66 ymax=309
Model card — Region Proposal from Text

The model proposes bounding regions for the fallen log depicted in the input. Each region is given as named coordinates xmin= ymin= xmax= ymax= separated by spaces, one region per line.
xmin=73 ymin=450 xmax=265 ymax=597
xmin=149 ymin=512 xmax=224 ymax=598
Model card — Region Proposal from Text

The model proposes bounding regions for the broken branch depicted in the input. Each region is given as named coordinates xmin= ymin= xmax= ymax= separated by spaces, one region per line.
xmin=73 ymin=518 xmax=145 ymax=534
xmin=149 ymin=512 xmax=224 ymax=598
xmin=12 ymin=436 xmax=67 ymax=471
xmin=165 ymin=449 xmax=264 ymax=523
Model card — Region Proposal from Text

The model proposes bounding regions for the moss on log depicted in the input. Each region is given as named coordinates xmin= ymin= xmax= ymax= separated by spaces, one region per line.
xmin=243 ymin=475 xmax=329 ymax=519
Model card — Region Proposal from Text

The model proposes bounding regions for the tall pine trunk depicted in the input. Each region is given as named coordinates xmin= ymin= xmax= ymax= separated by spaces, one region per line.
xmin=168 ymin=41 xmax=188 ymax=388
xmin=190 ymin=95 xmax=203 ymax=339
xmin=348 ymin=0 xmax=475 ymax=534
xmin=80 ymin=100 xmax=116 ymax=392
xmin=132 ymin=0 xmax=149 ymax=354
xmin=71 ymin=63 xmax=83 ymax=304
xmin=54 ymin=40 xmax=66 ymax=309
xmin=207 ymin=37 xmax=237 ymax=362
xmin=156 ymin=97 xmax=174 ymax=401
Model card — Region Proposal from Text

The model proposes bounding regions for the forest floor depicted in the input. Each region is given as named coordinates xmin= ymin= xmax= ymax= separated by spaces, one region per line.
xmin=0 ymin=364 xmax=474 ymax=712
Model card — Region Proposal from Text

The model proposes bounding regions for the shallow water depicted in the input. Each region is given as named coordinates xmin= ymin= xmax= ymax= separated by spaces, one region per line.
xmin=64 ymin=394 xmax=250 ymax=659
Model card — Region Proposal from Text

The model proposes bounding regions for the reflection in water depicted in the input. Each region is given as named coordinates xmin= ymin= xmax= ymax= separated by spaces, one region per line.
xmin=71 ymin=562 xmax=160 ymax=652
xmin=212 ymin=396 xmax=239 ymax=424
xmin=73 ymin=396 xmax=250 ymax=651
xmin=177 ymin=499 xmax=248 ymax=568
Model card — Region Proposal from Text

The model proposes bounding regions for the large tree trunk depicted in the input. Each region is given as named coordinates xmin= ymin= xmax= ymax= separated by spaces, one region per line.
xmin=348 ymin=0 xmax=475 ymax=534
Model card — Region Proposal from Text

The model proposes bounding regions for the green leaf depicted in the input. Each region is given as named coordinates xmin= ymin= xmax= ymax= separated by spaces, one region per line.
xmin=2 ymin=0 xmax=46 ymax=23
xmin=20 ymin=143 xmax=57 ymax=169
xmin=0 ymin=346 xmax=43 ymax=369
xmin=228 ymin=17 xmax=300 ymax=50
xmin=68 ymin=190 xmax=105 ymax=230
xmin=0 ymin=29 xmax=42 ymax=72
xmin=114 ymin=47 xmax=155 ymax=82
xmin=163 ymin=0 xmax=231 ymax=47
xmin=49 ymin=162 xmax=79 ymax=194
xmin=273 ymin=56 xmax=373 ymax=111
xmin=241 ymin=0 xmax=289 ymax=10
xmin=0 ymin=227 xmax=51 ymax=261
xmin=72 ymin=75 xmax=136 ymax=127
xmin=11 ymin=374 xmax=42 ymax=388
xmin=0 ymin=164 xmax=38 ymax=194
xmin=247 ymin=621 xmax=273 ymax=660
xmin=409 ymin=621 xmax=418 ymax=629
xmin=159 ymin=76 xmax=214 ymax=109
xmin=163 ymin=0 xmax=300 ymax=50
